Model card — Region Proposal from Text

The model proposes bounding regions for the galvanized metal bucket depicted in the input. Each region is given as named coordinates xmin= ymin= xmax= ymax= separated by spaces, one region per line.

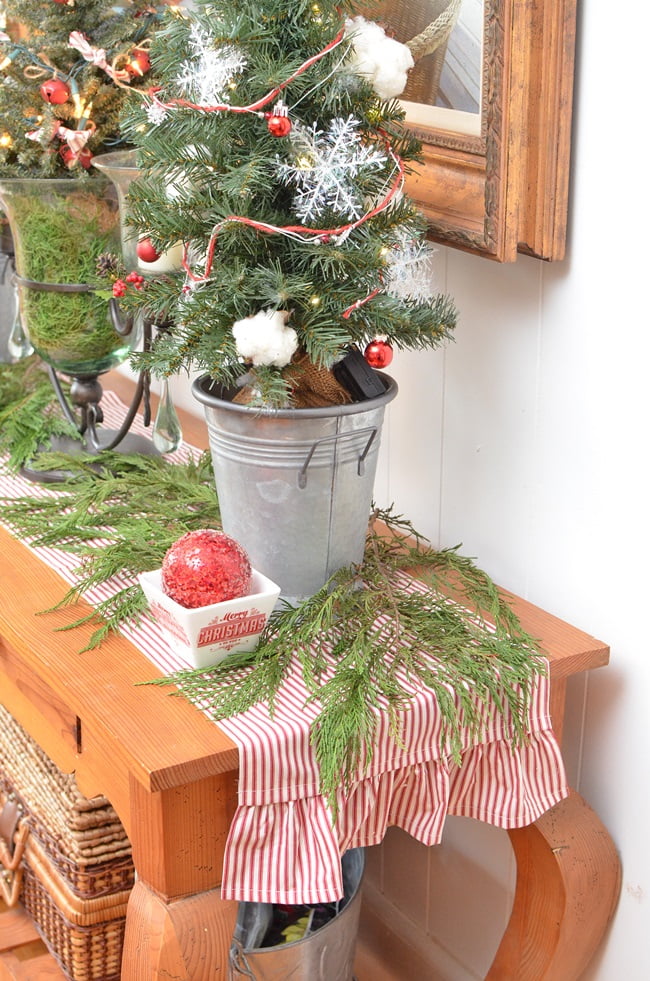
xmin=192 ymin=374 xmax=398 ymax=603
xmin=228 ymin=849 xmax=365 ymax=980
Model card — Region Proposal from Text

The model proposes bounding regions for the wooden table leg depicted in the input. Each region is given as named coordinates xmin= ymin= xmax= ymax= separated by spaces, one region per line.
xmin=486 ymin=789 xmax=621 ymax=980
xmin=121 ymin=881 xmax=238 ymax=980
xmin=120 ymin=771 xmax=239 ymax=980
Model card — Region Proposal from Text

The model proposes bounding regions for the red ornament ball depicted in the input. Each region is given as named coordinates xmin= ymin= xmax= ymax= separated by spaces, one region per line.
xmin=162 ymin=529 xmax=252 ymax=609
xmin=136 ymin=237 xmax=161 ymax=263
xmin=266 ymin=113 xmax=292 ymax=137
xmin=59 ymin=145 xmax=93 ymax=170
xmin=40 ymin=79 xmax=70 ymax=105
xmin=364 ymin=339 xmax=394 ymax=369
xmin=77 ymin=146 xmax=93 ymax=169
xmin=126 ymin=48 xmax=151 ymax=76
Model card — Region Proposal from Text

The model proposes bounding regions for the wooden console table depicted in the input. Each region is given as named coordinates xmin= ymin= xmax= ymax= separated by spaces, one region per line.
xmin=0 ymin=375 xmax=621 ymax=979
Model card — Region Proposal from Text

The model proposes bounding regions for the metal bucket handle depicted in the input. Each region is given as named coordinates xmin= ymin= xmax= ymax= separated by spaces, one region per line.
xmin=298 ymin=426 xmax=377 ymax=489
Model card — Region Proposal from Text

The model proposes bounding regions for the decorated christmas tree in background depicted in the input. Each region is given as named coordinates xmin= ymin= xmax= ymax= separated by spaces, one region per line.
xmin=117 ymin=0 xmax=457 ymax=407
xmin=0 ymin=0 xmax=174 ymax=177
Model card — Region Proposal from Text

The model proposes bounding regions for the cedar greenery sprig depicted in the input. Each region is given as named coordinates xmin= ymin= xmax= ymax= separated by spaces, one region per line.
xmin=0 ymin=357 xmax=79 ymax=470
xmin=0 ymin=448 xmax=220 ymax=649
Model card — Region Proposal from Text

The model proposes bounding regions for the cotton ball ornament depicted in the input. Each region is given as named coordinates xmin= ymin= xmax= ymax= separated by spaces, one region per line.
xmin=232 ymin=309 xmax=298 ymax=368
xmin=344 ymin=16 xmax=414 ymax=100
xmin=162 ymin=529 xmax=252 ymax=609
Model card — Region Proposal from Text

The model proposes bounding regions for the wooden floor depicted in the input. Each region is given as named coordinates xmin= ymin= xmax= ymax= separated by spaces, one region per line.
xmin=0 ymin=899 xmax=66 ymax=981
xmin=0 ymin=899 xmax=398 ymax=981
xmin=0 ymin=896 xmax=390 ymax=981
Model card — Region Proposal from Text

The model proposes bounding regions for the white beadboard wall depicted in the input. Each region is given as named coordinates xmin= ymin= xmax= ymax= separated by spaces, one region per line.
xmin=149 ymin=2 xmax=649 ymax=976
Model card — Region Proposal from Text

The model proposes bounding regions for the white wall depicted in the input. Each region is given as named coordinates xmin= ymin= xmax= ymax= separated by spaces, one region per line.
xmin=168 ymin=2 xmax=648 ymax=975
xmin=374 ymin=2 xmax=649 ymax=976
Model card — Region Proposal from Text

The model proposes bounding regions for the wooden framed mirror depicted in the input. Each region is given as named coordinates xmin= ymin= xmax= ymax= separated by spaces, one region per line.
xmin=377 ymin=0 xmax=577 ymax=261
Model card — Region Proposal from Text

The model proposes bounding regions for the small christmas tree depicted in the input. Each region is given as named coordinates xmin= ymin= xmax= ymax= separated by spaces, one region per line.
xmin=0 ymin=0 xmax=172 ymax=177
xmin=118 ymin=0 xmax=457 ymax=407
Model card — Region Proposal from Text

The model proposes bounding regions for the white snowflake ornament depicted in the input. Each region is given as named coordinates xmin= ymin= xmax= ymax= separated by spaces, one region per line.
xmin=177 ymin=24 xmax=247 ymax=105
xmin=384 ymin=235 xmax=438 ymax=303
xmin=146 ymin=98 xmax=169 ymax=126
xmin=275 ymin=116 xmax=387 ymax=223
xmin=232 ymin=310 xmax=298 ymax=368
xmin=344 ymin=16 xmax=414 ymax=100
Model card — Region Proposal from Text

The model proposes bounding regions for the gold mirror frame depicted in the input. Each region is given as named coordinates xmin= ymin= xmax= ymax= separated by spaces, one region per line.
xmin=384 ymin=0 xmax=577 ymax=262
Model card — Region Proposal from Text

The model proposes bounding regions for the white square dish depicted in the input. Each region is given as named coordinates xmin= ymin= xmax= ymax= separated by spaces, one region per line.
xmin=138 ymin=567 xmax=281 ymax=669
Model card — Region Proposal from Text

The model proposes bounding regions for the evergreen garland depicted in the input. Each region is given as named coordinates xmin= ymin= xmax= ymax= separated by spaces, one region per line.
xmin=0 ymin=445 xmax=220 ymax=649
xmin=148 ymin=512 xmax=547 ymax=813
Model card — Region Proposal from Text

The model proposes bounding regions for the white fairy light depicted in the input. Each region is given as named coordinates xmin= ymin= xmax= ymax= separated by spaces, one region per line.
xmin=275 ymin=116 xmax=387 ymax=223
xmin=176 ymin=24 xmax=247 ymax=106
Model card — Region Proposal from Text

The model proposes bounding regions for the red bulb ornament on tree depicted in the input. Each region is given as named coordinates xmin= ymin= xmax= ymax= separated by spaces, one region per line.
xmin=364 ymin=339 xmax=394 ymax=369
xmin=40 ymin=79 xmax=70 ymax=105
xmin=59 ymin=145 xmax=93 ymax=169
xmin=136 ymin=237 xmax=161 ymax=263
xmin=126 ymin=48 xmax=151 ymax=77
xmin=265 ymin=101 xmax=291 ymax=137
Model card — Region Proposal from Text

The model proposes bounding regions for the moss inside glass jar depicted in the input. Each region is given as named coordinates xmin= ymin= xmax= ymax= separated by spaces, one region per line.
xmin=0 ymin=178 xmax=133 ymax=376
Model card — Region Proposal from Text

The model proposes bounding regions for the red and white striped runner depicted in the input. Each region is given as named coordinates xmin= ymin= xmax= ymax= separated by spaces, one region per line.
xmin=216 ymin=648 xmax=567 ymax=903
xmin=0 ymin=392 xmax=569 ymax=904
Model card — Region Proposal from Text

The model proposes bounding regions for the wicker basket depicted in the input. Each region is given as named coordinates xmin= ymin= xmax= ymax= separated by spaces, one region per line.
xmin=369 ymin=0 xmax=462 ymax=105
xmin=0 ymin=703 xmax=134 ymax=980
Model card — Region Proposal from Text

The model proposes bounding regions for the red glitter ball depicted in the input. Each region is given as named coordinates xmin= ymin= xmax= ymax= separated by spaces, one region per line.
xmin=161 ymin=530 xmax=252 ymax=609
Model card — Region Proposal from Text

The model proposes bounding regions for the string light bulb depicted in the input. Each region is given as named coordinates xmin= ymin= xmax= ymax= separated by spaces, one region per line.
xmin=0 ymin=132 xmax=12 ymax=148
xmin=71 ymin=90 xmax=84 ymax=118
xmin=78 ymin=100 xmax=93 ymax=127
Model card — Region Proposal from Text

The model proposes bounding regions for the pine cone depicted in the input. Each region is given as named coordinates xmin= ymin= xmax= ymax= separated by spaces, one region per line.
xmin=96 ymin=253 xmax=119 ymax=279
